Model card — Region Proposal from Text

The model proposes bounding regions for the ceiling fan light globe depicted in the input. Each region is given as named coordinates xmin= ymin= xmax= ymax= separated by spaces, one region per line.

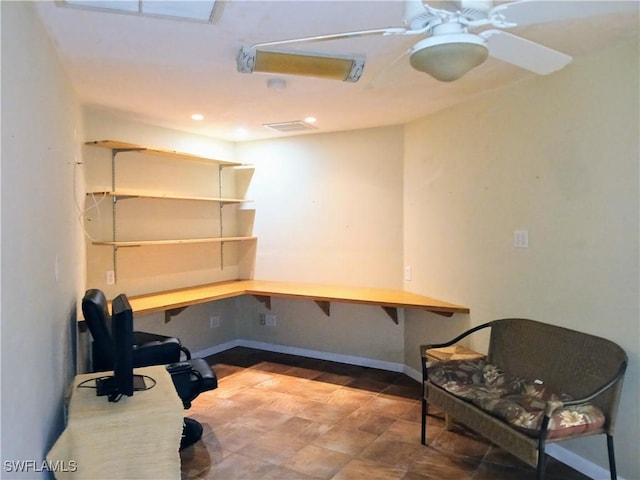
xmin=410 ymin=35 xmax=489 ymax=82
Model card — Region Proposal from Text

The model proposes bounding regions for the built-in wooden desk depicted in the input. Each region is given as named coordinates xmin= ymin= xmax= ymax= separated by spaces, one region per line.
xmin=104 ymin=279 xmax=469 ymax=325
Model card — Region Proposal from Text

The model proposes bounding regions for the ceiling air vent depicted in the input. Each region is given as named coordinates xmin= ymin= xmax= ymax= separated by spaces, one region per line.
xmin=263 ymin=121 xmax=317 ymax=133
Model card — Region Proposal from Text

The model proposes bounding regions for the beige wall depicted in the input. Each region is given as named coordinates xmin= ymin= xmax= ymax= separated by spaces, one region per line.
xmin=81 ymin=123 xmax=407 ymax=365
xmin=234 ymin=128 xmax=406 ymax=364
xmin=237 ymin=128 xmax=405 ymax=288
xmin=403 ymin=40 xmax=639 ymax=478
xmin=1 ymin=2 xmax=83 ymax=472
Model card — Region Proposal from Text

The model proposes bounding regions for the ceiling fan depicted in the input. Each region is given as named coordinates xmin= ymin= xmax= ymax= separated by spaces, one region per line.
xmin=237 ymin=0 xmax=636 ymax=83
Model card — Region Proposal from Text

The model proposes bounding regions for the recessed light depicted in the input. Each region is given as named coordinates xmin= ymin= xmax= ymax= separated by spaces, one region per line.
xmin=191 ymin=114 xmax=204 ymax=121
xmin=304 ymin=117 xmax=317 ymax=124
xmin=235 ymin=127 xmax=248 ymax=139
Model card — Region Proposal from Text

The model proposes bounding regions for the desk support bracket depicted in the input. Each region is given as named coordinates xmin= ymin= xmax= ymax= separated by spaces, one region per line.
xmin=313 ymin=301 xmax=399 ymax=325
xmin=382 ymin=307 xmax=399 ymax=324
xmin=254 ymin=295 xmax=402 ymax=324
xmin=253 ymin=295 xmax=271 ymax=310
xmin=315 ymin=301 xmax=331 ymax=317
xmin=165 ymin=306 xmax=188 ymax=323
xmin=431 ymin=310 xmax=454 ymax=318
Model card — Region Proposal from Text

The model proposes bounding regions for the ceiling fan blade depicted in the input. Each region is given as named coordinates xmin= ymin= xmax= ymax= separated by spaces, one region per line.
xmin=481 ymin=29 xmax=572 ymax=75
xmin=253 ymin=27 xmax=407 ymax=49
xmin=491 ymin=0 xmax=639 ymax=27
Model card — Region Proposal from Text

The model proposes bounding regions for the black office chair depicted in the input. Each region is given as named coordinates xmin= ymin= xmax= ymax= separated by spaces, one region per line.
xmin=81 ymin=289 xmax=218 ymax=449
xmin=166 ymin=359 xmax=218 ymax=449
xmin=82 ymin=288 xmax=191 ymax=371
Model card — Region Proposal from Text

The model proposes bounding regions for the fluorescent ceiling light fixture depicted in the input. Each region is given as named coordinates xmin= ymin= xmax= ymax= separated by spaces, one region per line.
xmin=237 ymin=47 xmax=365 ymax=83
xmin=304 ymin=117 xmax=317 ymax=124
xmin=191 ymin=113 xmax=204 ymax=121
xmin=60 ymin=1 xmax=218 ymax=22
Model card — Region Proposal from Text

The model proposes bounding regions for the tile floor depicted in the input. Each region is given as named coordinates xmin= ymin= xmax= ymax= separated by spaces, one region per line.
xmin=179 ymin=347 xmax=590 ymax=480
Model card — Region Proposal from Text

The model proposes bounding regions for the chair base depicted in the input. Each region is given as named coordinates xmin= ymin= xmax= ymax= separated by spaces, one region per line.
xmin=180 ymin=418 xmax=203 ymax=450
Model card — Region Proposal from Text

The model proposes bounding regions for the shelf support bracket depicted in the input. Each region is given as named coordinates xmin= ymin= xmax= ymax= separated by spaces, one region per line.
xmin=165 ymin=306 xmax=188 ymax=323
xmin=110 ymin=186 xmax=119 ymax=281
xmin=108 ymin=147 xmax=146 ymax=282
xmin=381 ymin=307 xmax=399 ymax=324
xmin=315 ymin=301 xmax=331 ymax=317
xmin=253 ymin=295 xmax=271 ymax=310
xmin=218 ymin=166 xmax=224 ymax=270
xmin=429 ymin=310 xmax=454 ymax=318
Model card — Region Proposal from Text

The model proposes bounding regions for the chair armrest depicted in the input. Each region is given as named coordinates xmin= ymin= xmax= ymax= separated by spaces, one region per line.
xmin=563 ymin=361 xmax=628 ymax=407
xmin=133 ymin=340 xmax=181 ymax=367
xmin=419 ymin=321 xmax=494 ymax=359
xmin=134 ymin=332 xmax=191 ymax=360
xmin=167 ymin=362 xmax=205 ymax=409
xmin=536 ymin=361 xmax=627 ymax=439
xmin=420 ymin=321 xmax=494 ymax=383
xmin=180 ymin=345 xmax=192 ymax=360
xmin=166 ymin=361 xmax=193 ymax=374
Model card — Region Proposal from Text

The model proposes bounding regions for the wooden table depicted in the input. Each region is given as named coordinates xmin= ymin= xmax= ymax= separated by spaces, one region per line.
xmin=101 ymin=279 xmax=469 ymax=325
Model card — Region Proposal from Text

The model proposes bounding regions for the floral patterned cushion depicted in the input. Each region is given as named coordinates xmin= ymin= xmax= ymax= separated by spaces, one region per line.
xmin=428 ymin=359 xmax=605 ymax=439
xmin=427 ymin=359 xmax=524 ymax=397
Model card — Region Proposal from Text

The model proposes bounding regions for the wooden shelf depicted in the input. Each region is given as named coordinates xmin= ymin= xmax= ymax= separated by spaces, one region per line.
xmin=86 ymin=140 xmax=244 ymax=167
xmin=86 ymin=190 xmax=251 ymax=205
xmin=92 ymin=236 xmax=257 ymax=247
xmin=84 ymin=139 xmax=257 ymax=280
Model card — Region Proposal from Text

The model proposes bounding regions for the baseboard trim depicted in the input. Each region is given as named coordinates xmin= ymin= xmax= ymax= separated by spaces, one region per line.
xmin=193 ymin=341 xmax=619 ymax=480
xmin=403 ymin=365 xmax=422 ymax=383
xmin=194 ymin=339 xmax=243 ymax=359
xmin=546 ymin=444 xmax=621 ymax=480
xmin=194 ymin=339 xmax=406 ymax=372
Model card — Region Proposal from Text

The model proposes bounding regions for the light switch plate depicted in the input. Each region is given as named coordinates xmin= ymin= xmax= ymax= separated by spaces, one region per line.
xmin=514 ymin=230 xmax=529 ymax=248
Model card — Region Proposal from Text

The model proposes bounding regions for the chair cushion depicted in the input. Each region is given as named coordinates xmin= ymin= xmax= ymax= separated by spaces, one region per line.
xmin=428 ymin=359 xmax=605 ymax=439
xmin=427 ymin=358 xmax=525 ymax=401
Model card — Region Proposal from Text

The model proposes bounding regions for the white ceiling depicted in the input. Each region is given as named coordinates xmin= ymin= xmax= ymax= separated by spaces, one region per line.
xmin=34 ymin=1 xmax=639 ymax=142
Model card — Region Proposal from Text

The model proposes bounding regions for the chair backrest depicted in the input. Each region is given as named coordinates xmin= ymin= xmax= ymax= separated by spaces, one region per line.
xmin=487 ymin=318 xmax=628 ymax=432
xmin=82 ymin=289 xmax=115 ymax=368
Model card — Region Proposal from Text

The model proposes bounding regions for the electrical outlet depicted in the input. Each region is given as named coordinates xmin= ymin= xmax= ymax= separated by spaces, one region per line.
xmin=259 ymin=313 xmax=266 ymax=326
xmin=210 ymin=315 xmax=221 ymax=328
xmin=106 ymin=270 xmax=115 ymax=285
xmin=266 ymin=314 xmax=277 ymax=327
xmin=404 ymin=265 xmax=412 ymax=281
